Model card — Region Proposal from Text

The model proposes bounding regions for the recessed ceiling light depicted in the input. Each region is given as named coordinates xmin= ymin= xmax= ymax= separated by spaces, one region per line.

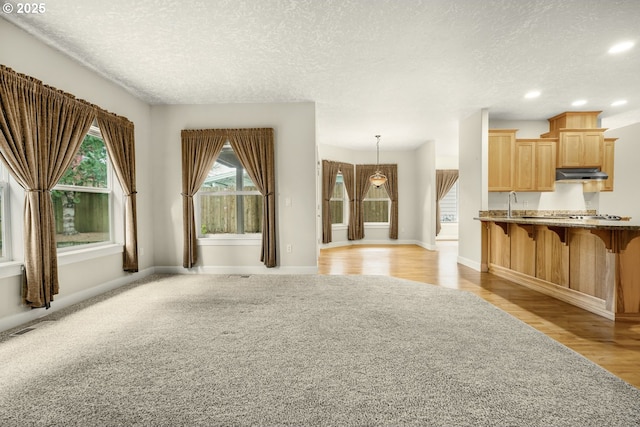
xmin=608 ymin=41 xmax=635 ymax=54
xmin=611 ymin=99 xmax=628 ymax=107
xmin=524 ymin=91 xmax=540 ymax=99
xmin=572 ymin=99 xmax=587 ymax=106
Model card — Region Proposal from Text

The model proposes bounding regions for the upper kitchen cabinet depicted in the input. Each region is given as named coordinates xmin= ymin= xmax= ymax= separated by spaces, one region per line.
xmin=513 ymin=139 xmax=557 ymax=192
xmin=556 ymin=130 xmax=605 ymax=168
xmin=547 ymin=111 xmax=601 ymax=132
xmin=600 ymin=138 xmax=617 ymax=192
xmin=541 ymin=111 xmax=606 ymax=168
xmin=488 ymin=129 xmax=516 ymax=191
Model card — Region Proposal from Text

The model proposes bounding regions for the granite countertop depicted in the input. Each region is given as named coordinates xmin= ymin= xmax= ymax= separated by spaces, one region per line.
xmin=476 ymin=211 xmax=640 ymax=230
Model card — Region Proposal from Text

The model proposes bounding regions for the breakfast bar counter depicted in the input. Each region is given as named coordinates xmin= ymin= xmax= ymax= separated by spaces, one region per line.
xmin=476 ymin=213 xmax=640 ymax=321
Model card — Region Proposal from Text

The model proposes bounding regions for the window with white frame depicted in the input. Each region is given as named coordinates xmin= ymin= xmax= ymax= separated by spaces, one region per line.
xmin=330 ymin=173 xmax=347 ymax=225
xmin=363 ymin=184 xmax=390 ymax=223
xmin=198 ymin=143 xmax=262 ymax=236
xmin=52 ymin=124 xmax=112 ymax=249
xmin=0 ymin=163 xmax=9 ymax=261
xmin=440 ymin=181 xmax=458 ymax=223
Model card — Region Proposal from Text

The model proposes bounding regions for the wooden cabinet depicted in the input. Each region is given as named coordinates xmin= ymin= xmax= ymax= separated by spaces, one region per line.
xmin=557 ymin=130 xmax=605 ymax=168
xmin=513 ymin=140 xmax=534 ymax=191
xmin=488 ymin=129 xmax=516 ymax=192
xmin=600 ymin=138 xmax=616 ymax=191
xmin=547 ymin=111 xmax=601 ymax=133
xmin=513 ymin=139 xmax=556 ymax=192
xmin=480 ymin=217 xmax=640 ymax=321
xmin=535 ymin=140 xmax=557 ymax=191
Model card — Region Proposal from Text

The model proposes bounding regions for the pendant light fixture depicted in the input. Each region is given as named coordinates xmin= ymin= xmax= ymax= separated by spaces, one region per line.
xmin=369 ymin=135 xmax=387 ymax=188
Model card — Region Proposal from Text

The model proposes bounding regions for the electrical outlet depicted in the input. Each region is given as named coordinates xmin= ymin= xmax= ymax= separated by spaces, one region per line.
xmin=286 ymin=244 xmax=292 ymax=253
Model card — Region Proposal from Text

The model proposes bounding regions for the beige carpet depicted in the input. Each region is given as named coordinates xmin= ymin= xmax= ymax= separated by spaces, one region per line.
xmin=0 ymin=274 xmax=638 ymax=426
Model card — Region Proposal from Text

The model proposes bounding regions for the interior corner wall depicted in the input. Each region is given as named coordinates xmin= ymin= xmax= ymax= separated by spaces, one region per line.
xmin=457 ymin=109 xmax=488 ymax=271
xmin=0 ymin=20 xmax=154 ymax=331
xmin=150 ymin=103 xmax=317 ymax=273
xmin=416 ymin=141 xmax=437 ymax=249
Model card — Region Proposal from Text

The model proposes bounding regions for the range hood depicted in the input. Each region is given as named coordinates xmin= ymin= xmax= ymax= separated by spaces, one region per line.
xmin=555 ymin=168 xmax=608 ymax=181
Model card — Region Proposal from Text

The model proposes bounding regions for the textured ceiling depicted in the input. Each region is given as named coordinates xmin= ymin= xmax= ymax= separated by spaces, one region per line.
xmin=3 ymin=0 xmax=640 ymax=155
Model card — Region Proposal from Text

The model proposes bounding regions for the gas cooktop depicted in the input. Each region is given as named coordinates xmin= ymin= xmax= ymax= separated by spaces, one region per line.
xmin=568 ymin=214 xmax=622 ymax=221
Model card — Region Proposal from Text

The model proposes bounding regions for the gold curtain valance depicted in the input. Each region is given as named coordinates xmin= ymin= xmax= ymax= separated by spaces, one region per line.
xmin=1 ymin=65 xmax=133 ymax=127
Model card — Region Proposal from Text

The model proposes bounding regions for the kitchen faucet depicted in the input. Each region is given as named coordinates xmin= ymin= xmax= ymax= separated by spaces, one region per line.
xmin=508 ymin=191 xmax=518 ymax=218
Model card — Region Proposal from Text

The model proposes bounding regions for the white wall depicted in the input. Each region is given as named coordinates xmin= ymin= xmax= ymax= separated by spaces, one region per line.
xmin=317 ymin=142 xmax=436 ymax=249
xmin=599 ymin=122 xmax=640 ymax=218
xmin=416 ymin=141 xmax=437 ymax=249
xmin=488 ymin=119 xmax=549 ymax=138
xmin=150 ymin=103 xmax=317 ymax=273
xmin=458 ymin=109 xmax=488 ymax=270
xmin=0 ymin=20 xmax=154 ymax=331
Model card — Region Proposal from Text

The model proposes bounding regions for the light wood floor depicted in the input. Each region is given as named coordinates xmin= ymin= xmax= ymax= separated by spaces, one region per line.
xmin=318 ymin=242 xmax=640 ymax=389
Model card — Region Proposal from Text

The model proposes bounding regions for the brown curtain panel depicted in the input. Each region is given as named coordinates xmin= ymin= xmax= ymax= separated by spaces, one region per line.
xmin=352 ymin=164 xmax=378 ymax=240
xmin=97 ymin=111 xmax=139 ymax=271
xmin=339 ymin=162 xmax=356 ymax=241
xmin=380 ymin=164 xmax=399 ymax=239
xmin=0 ymin=65 xmax=95 ymax=308
xmin=181 ymin=129 xmax=227 ymax=268
xmin=436 ymin=169 xmax=459 ymax=236
xmin=321 ymin=160 xmax=340 ymax=244
xmin=229 ymin=128 xmax=277 ymax=267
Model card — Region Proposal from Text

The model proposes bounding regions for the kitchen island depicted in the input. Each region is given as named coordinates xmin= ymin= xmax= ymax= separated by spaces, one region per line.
xmin=477 ymin=213 xmax=640 ymax=321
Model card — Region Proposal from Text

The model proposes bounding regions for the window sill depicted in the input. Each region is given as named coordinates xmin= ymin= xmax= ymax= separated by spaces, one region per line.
xmin=0 ymin=261 xmax=24 ymax=280
xmin=364 ymin=223 xmax=390 ymax=229
xmin=331 ymin=224 xmax=348 ymax=230
xmin=198 ymin=235 xmax=262 ymax=246
xmin=0 ymin=244 xmax=123 ymax=279
xmin=57 ymin=243 xmax=124 ymax=266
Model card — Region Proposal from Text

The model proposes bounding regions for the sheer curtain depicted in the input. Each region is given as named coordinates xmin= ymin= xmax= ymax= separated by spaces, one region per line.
xmin=0 ymin=66 xmax=95 ymax=308
xmin=229 ymin=128 xmax=277 ymax=267
xmin=435 ymin=169 xmax=459 ymax=236
xmin=180 ymin=129 xmax=226 ymax=268
xmin=97 ymin=111 xmax=139 ymax=271
xmin=321 ymin=160 xmax=340 ymax=244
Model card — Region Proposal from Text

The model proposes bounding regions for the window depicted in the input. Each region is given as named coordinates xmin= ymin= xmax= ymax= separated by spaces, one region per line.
xmin=198 ymin=143 xmax=262 ymax=236
xmin=0 ymin=163 xmax=9 ymax=261
xmin=440 ymin=181 xmax=458 ymax=223
xmin=52 ymin=125 xmax=112 ymax=249
xmin=330 ymin=173 xmax=347 ymax=225
xmin=363 ymin=184 xmax=390 ymax=223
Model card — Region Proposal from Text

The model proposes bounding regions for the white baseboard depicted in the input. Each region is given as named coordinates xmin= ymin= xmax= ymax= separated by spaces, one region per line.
xmin=154 ymin=265 xmax=319 ymax=275
xmin=0 ymin=267 xmax=155 ymax=334
xmin=321 ymin=239 xmax=435 ymax=249
xmin=457 ymin=256 xmax=481 ymax=272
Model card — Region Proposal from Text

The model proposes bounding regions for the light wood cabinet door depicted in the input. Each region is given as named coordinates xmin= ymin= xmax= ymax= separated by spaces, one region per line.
xmin=488 ymin=130 xmax=516 ymax=191
xmin=535 ymin=140 xmax=556 ymax=191
xmin=558 ymin=132 xmax=585 ymax=167
xmin=582 ymin=131 xmax=604 ymax=166
xmin=513 ymin=139 xmax=556 ymax=192
xmin=514 ymin=140 xmax=535 ymax=191
xmin=600 ymin=138 xmax=616 ymax=191
xmin=557 ymin=131 xmax=604 ymax=168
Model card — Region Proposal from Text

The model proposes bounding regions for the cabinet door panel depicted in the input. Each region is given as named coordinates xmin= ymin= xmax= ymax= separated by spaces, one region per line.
xmin=582 ymin=132 xmax=604 ymax=166
xmin=559 ymin=133 xmax=584 ymax=167
xmin=488 ymin=132 xmax=514 ymax=191
xmin=536 ymin=141 xmax=556 ymax=191
xmin=601 ymin=139 xmax=615 ymax=191
xmin=514 ymin=141 xmax=535 ymax=191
